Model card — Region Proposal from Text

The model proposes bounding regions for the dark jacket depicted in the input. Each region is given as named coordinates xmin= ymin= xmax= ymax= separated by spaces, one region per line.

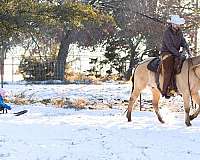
xmin=160 ymin=25 xmax=189 ymax=57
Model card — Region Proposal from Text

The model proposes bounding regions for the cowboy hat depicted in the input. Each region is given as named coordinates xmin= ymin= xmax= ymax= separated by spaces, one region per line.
xmin=167 ymin=15 xmax=185 ymax=25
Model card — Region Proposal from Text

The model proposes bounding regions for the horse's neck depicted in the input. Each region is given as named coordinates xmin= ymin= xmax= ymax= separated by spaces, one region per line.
xmin=188 ymin=57 xmax=200 ymax=90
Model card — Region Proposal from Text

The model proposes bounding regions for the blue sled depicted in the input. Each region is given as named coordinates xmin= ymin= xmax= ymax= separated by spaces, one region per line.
xmin=0 ymin=95 xmax=11 ymax=110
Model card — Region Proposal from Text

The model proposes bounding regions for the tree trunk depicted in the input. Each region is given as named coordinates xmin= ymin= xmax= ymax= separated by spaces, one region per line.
xmin=54 ymin=29 xmax=72 ymax=80
xmin=0 ymin=47 xmax=5 ymax=88
xmin=125 ymin=37 xmax=143 ymax=80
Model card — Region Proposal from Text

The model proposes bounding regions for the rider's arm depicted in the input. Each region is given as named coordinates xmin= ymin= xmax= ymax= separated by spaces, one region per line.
xmin=180 ymin=32 xmax=190 ymax=55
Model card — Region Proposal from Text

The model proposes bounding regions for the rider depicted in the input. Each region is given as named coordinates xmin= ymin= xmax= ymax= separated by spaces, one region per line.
xmin=160 ymin=15 xmax=190 ymax=99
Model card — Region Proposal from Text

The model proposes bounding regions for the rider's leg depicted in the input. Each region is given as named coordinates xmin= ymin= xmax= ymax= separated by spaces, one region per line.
xmin=161 ymin=54 xmax=175 ymax=98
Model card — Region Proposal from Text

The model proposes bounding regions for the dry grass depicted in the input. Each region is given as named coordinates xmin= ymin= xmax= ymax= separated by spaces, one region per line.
xmin=72 ymin=98 xmax=88 ymax=109
xmin=51 ymin=98 xmax=65 ymax=108
xmin=64 ymin=66 xmax=125 ymax=83
xmin=14 ymin=97 xmax=29 ymax=105
xmin=50 ymin=98 xmax=88 ymax=109
xmin=4 ymin=97 xmax=10 ymax=103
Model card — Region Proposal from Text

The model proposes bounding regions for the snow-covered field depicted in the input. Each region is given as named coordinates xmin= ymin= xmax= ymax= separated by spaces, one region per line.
xmin=0 ymin=82 xmax=200 ymax=160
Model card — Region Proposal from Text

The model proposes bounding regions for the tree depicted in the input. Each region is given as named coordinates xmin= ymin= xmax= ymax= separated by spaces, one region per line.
xmin=0 ymin=0 xmax=115 ymax=81
xmin=53 ymin=1 xmax=115 ymax=80
xmin=91 ymin=0 xmax=200 ymax=80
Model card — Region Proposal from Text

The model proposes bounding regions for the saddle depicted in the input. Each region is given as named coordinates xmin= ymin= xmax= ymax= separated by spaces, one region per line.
xmin=147 ymin=55 xmax=186 ymax=74
xmin=147 ymin=57 xmax=160 ymax=72
xmin=147 ymin=55 xmax=186 ymax=97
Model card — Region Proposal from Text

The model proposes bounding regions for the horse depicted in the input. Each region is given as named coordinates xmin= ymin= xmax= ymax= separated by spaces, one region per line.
xmin=127 ymin=55 xmax=200 ymax=126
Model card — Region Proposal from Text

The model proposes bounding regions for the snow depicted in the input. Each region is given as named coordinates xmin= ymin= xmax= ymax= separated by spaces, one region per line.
xmin=0 ymin=83 xmax=200 ymax=160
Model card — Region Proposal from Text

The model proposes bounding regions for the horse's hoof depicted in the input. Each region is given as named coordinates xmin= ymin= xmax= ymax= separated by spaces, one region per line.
xmin=126 ymin=112 xmax=131 ymax=122
xmin=185 ymin=121 xmax=192 ymax=127
xmin=155 ymin=112 xmax=165 ymax=124
xmin=189 ymin=115 xmax=195 ymax=121
xmin=159 ymin=119 xmax=165 ymax=124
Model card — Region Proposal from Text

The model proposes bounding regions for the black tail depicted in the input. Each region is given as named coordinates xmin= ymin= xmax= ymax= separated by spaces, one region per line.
xmin=131 ymin=64 xmax=139 ymax=93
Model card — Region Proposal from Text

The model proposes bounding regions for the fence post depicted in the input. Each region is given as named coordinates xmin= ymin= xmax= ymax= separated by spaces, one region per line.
xmin=12 ymin=57 xmax=14 ymax=83
xmin=139 ymin=93 xmax=142 ymax=111
xmin=0 ymin=49 xmax=4 ymax=88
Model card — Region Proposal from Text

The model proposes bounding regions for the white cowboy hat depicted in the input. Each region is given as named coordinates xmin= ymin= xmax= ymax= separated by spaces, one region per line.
xmin=167 ymin=15 xmax=185 ymax=25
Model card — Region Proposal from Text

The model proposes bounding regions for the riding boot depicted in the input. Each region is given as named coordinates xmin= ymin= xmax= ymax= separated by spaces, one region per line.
xmin=161 ymin=53 xmax=175 ymax=99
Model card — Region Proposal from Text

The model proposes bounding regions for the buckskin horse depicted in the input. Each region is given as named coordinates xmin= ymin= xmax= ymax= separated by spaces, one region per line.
xmin=127 ymin=55 xmax=200 ymax=126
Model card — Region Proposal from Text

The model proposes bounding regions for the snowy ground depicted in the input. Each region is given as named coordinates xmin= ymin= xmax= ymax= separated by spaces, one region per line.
xmin=0 ymin=82 xmax=200 ymax=160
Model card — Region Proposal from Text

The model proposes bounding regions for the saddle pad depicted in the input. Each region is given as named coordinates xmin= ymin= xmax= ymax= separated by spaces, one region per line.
xmin=147 ymin=57 xmax=160 ymax=72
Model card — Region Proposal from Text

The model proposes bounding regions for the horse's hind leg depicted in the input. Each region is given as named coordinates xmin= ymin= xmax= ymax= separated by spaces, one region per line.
xmin=189 ymin=93 xmax=200 ymax=121
xmin=127 ymin=88 xmax=140 ymax=122
xmin=183 ymin=95 xmax=192 ymax=126
xmin=151 ymin=88 xmax=164 ymax=123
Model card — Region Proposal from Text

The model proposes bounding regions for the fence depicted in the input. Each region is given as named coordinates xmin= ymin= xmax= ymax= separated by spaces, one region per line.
xmin=1 ymin=55 xmax=131 ymax=84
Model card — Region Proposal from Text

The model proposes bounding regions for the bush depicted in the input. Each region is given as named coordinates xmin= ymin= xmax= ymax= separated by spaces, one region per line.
xmin=19 ymin=56 xmax=56 ymax=81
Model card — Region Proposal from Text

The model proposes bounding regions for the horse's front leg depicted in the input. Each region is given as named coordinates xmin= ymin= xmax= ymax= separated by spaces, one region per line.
xmin=189 ymin=93 xmax=200 ymax=121
xmin=183 ymin=95 xmax=192 ymax=126
xmin=151 ymin=88 xmax=164 ymax=123
xmin=127 ymin=89 xmax=140 ymax=122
